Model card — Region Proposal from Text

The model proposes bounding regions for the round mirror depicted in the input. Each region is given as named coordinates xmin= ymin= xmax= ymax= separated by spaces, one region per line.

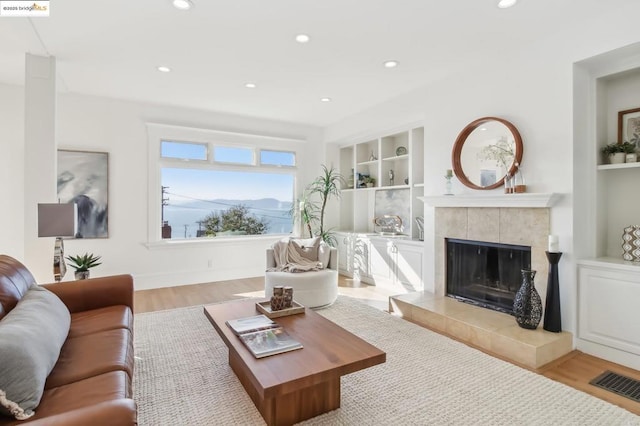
xmin=451 ymin=117 xmax=523 ymax=190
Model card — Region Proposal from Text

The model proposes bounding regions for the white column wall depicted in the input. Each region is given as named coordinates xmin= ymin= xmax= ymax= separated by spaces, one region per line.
xmin=0 ymin=83 xmax=25 ymax=259
xmin=23 ymin=54 xmax=57 ymax=273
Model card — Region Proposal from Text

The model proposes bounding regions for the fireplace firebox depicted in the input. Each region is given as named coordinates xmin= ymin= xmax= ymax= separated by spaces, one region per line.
xmin=446 ymin=238 xmax=531 ymax=314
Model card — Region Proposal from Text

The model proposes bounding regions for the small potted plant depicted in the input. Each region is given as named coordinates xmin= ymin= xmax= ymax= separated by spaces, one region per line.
xmin=622 ymin=141 xmax=638 ymax=163
xmin=65 ymin=253 xmax=102 ymax=280
xmin=363 ymin=176 xmax=376 ymax=188
xmin=601 ymin=142 xmax=626 ymax=164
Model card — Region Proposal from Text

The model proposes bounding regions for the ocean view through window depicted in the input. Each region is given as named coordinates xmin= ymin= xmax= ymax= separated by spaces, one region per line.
xmin=159 ymin=140 xmax=296 ymax=240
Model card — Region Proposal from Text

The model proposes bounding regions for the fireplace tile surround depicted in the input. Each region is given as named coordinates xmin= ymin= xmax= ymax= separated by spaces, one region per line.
xmin=435 ymin=207 xmax=550 ymax=303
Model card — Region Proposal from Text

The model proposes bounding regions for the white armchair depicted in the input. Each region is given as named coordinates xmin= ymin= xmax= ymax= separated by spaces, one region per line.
xmin=265 ymin=243 xmax=338 ymax=309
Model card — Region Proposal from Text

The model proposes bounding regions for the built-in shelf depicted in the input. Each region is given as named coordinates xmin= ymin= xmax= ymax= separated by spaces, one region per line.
xmin=414 ymin=183 xmax=424 ymax=188
xmin=577 ymin=257 xmax=640 ymax=272
xmin=382 ymin=154 xmax=409 ymax=162
xmin=597 ymin=162 xmax=640 ymax=170
xmin=419 ymin=193 xmax=562 ymax=208
xmin=357 ymin=160 xmax=378 ymax=166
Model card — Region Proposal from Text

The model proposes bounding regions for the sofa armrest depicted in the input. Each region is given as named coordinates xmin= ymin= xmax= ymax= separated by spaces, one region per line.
xmin=42 ymin=275 xmax=134 ymax=314
xmin=328 ymin=247 xmax=338 ymax=270
xmin=23 ymin=399 xmax=136 ymax=426
xmin=266 ymin=248 xmax=276 ymax=269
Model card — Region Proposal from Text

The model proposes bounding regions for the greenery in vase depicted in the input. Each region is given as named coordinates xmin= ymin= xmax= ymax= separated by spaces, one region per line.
xmin=622 ymin=141 xmax=637 ymax=154
xmin=65 ymin=253 xmax=102 ymax=272
xmin=476 ymin=136 xmax=515 ymax=171
xmin=601 ymin=142 xmax=626 ymax=155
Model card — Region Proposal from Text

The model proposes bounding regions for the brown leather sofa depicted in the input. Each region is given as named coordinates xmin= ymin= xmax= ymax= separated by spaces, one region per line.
xmin=0 ymin=255 xmax=137 ymax=425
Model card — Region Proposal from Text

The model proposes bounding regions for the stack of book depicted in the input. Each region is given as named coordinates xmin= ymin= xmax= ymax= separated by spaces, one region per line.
xmin=226 ymin=314 xmax=303 ymax=358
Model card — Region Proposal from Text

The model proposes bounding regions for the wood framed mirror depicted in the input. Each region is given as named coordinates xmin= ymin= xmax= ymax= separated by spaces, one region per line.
xmin=451 ymin=117 xmax=523 ymax=190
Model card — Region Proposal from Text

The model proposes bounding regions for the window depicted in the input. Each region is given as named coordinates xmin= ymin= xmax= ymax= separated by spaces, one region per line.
xmin=161 ymin=141 xmax=207 ymax=161
xmin=260 ymin=150 xmax=296 ymax=166
xmin=154 ymin=135 xmax=298 ymax=241
xmin=213 ymin=146 xmax=254 ymax=165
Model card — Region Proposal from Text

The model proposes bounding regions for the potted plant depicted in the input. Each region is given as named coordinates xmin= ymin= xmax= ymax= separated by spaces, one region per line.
xmin=601 ymin=142 xmax=626 ymax=164
xmin=622 ymin=141 xmax=638 ymax=163
xmin=363 ymin=176 xmax=376 ymax=188
xmin=65 ymin=253 xmax=102 ymax=280
xmin=298 ymin=165 xmax=344 ymax=246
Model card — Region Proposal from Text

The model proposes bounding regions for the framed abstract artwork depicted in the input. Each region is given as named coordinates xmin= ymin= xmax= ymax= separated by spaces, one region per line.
xmin=57 ymin=150 xmax=109 ymax=238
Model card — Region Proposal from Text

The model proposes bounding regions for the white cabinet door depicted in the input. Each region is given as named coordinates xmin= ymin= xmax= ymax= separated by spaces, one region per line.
xmin=369 ymin=238 xmax=394 ymax=287
xmin=336 ymin=233 xmax=353 ymax=275
xmin=394 ymin=242 xmax=423 ymax=291
xmin=578 ymin=264 xmax=640 ymax=356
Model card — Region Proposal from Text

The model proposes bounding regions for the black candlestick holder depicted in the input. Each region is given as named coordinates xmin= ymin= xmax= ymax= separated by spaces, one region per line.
xmin=543 ymin=251 xmax=563 ymax=332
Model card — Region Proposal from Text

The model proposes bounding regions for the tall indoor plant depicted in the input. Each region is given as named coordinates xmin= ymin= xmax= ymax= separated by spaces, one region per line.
xmin=300 ymin=165 xmax=344 ymax=246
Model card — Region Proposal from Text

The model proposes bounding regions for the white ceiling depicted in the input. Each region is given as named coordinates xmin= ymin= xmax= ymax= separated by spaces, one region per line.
xmin=0 ymin=0 xmax=633 ymax=127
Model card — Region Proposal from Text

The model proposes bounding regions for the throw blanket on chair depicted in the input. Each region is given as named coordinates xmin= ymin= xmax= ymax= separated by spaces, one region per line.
xmin=268 ymin=239 xmax=322 ymax=273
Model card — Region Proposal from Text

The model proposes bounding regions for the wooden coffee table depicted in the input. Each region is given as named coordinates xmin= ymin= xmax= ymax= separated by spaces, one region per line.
xmin=203 ymin=299 xmax=386 ymax=426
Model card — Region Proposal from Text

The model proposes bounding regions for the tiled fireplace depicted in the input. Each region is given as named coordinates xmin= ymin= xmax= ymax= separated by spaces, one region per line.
xmin=434 ymin=207 xmax=550 ymax=303
xmin=390 ymin=196 xmax=572 ymax=369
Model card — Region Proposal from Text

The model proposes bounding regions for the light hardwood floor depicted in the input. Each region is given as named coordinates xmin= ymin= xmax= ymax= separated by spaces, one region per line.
xmin=134 ymin=275 xmax=640 ymax=416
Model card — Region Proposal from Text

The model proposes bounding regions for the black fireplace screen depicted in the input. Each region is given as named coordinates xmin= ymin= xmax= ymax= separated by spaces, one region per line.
xmin=446 ymin=238 xmax=531 ymax=314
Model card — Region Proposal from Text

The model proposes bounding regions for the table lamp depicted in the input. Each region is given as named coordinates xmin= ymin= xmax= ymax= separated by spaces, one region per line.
xmin=37 ymin=203 xmax=77 ymax=282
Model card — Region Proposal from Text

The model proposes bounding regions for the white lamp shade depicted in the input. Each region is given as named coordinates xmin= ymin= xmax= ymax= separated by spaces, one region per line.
xmin=38 ymin=203 xmax=77 ymax=237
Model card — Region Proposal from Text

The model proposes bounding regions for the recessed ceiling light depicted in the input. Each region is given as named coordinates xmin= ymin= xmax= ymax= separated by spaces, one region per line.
xmin=245 ymin=83 xmax=256 ymax=89
xmin=295 ymin=34 xmax=310 ymax=43
xmin=157 ymin=66 xmax=171 ymax=73
xmin=320 ymin=97 xmax=332 ymax=102
xmin=497 ymin=0 xmax=517 ymax=8
xmin=383 ymin=60 xmax=399 ymax=68
xmin=172 ymin=0 xmax=193 ymax=10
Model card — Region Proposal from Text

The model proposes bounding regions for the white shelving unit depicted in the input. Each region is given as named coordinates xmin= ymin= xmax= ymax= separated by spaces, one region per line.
xmin=339 ymin=124 xmax=424 ymax=239
xmin=573 ymin=44 xmax=640 ymax=369
xmin=596 ymin=161 xmax=640 ymax=171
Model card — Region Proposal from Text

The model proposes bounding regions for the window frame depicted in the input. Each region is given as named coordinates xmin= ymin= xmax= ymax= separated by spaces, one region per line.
xmin=146 ymin=123 xmax=303 ymax=245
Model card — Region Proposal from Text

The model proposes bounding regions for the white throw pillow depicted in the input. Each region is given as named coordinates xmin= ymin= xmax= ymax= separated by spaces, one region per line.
xmin=290 ymin=237 xmax=321 ymax=261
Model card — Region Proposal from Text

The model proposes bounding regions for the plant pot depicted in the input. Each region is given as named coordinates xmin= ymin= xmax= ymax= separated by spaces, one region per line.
xmin=609 ymin=152 xmax=626 ymax=164
xmin=626 ymin=153 xmax=638 ymax=163
xmin=75 ymin=270 xmax=90 ymax=280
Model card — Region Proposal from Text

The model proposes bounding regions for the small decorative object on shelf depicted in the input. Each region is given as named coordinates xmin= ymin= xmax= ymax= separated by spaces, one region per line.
xmin=444 ymin=169 xmax=453 ymax=195
xmin=504 ymin=173 xmax=513 ymax=194
xmin=601 ymin=142 xmax=626 ymax=164
xmin=389 ymin=169 xmax=394 ymax=186
xmin=347 ymin=168 xmax=355 ymax=189
xmin=369 ymin=151 xmax=377 ymax=161
xmin=395 ymin=146 xmax=407 ymax=156
xmin=513 ymin=269 xmax=542 ymax=330
xmin=622 ymin=225 xmax=640 ymax=261
xmin=513 ymin=163 xmax=526 ymax=193
xmin=65 ymin=252 xmax=102 ymax=280
xmin=543 ymin=251 xmax=563 ymax=332
xmin=270 ymin=286 xmax=285 ymax=311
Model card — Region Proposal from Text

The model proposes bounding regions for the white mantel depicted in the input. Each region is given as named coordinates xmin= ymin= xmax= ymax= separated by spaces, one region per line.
xmin=419 ymin=193 xmax=562 ymax=208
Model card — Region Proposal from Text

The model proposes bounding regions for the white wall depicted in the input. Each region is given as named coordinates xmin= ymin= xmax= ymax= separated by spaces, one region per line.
xmin=323 ymin=2 xmax=640 ymax=339
xmin=2 ymin=86 xmax=324 ymax=289
xmin=0 ymin=83 xmax=25 ymax=259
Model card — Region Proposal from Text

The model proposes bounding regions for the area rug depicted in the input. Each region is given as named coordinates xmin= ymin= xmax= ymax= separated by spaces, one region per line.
xmin=133 ymin=297 xmax=640 ymax=425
